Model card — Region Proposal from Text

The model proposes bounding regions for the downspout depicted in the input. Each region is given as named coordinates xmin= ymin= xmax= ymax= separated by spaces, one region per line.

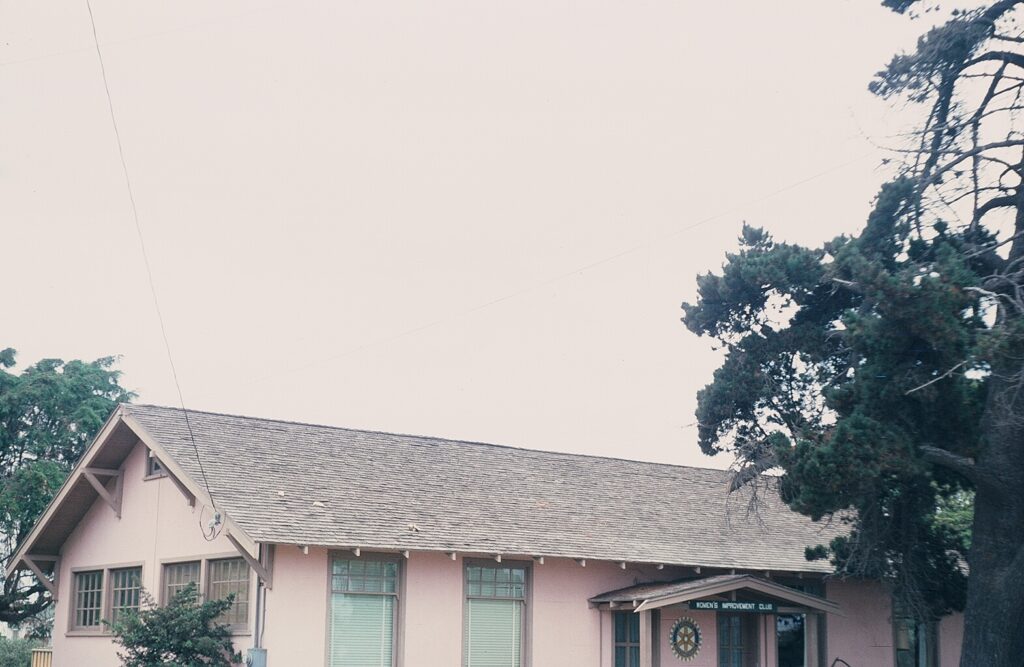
xmin=247 ymin=546 xmax=270 ymax=667
xmin=254 ymin=578 xmax=263 ymax=648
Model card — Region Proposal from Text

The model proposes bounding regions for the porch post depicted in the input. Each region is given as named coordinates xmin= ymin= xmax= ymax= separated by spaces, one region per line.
xmin=600 ymin=609 xmax=613 ymax=667
xmin=640 ymin=609 xmax=654 ymax=667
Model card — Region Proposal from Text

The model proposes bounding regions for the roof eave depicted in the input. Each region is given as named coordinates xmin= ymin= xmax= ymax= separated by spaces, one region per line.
xmin=633 ymin=575 xmax=843 ymax=615
xmin=4 ymin=405 xmax=127 ymax=578
xmin=5 ymin=406 xmax=260 ymax=579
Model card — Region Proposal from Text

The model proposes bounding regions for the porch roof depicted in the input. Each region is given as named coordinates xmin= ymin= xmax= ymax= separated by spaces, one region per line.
xmin=589 ymin=574 xmax=842 ymax=615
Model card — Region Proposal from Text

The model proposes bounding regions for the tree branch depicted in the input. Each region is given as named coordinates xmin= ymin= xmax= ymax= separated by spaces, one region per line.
xmin=906 ymin=361 xmax=968 ymax=394
xmin=920 ymin=445 xmax=977 ymax=479
xmin=974 ymin=194 xmax=1019 ymax=224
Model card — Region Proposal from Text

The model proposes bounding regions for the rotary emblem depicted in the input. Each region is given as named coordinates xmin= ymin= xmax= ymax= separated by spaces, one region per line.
xmin=669 ymin=617 xmax=702 ymax=661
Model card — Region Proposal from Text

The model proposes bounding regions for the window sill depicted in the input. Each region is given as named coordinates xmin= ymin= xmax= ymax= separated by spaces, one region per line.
xmin=143 ymin=473 xmax=168 ymax=481
xmin=65 ymin=630 xmax=109 ymax=638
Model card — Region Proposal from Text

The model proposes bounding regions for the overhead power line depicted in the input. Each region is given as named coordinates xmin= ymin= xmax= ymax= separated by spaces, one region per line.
xmin=85 ymin=0 xmax=217 ymax=512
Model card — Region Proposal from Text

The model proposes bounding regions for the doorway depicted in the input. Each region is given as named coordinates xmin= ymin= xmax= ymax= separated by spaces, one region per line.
xmin=777 ymin=614 xmax=805 ymax=667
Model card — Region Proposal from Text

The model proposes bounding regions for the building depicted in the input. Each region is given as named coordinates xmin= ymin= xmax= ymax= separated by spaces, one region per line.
xmin=6 ymin=404 xmax=964 ymax=666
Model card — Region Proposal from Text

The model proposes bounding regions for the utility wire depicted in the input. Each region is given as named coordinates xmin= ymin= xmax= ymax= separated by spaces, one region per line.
xmin=85 ymin=0 xmax=217 ymax=511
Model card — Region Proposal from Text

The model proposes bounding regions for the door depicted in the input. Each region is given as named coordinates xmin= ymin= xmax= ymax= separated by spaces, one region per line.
xmin=718 ymin=613 xmax=759 ymax=667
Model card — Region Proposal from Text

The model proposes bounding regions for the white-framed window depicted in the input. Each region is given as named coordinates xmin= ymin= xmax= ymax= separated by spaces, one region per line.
xmin=328 ymin=554 xmax=400 ymax=667
xmin=463 ymin=562 xmax=528 ymax=667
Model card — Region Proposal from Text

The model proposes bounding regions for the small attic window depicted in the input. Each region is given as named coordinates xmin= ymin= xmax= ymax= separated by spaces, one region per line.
xmin=145 ymin=450 xmax=166 ymax=479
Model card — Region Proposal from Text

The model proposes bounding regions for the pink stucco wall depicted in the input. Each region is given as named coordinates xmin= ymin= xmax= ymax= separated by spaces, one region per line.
xmin=657 ymin=607 xmax=718 ymax=667
xmin=938 ymin=612 xmax=963 ymax=667
xmin=825 ymin=579 xmax=895 ymax=667
xmin=49 ymin=439 xmax=963 ymax=667
xmin=534 ymin=559 xmax=683 ymax=666
xmin=261 ymin=546 xmax=328 ymax=664
xmin=53 ymin=441 xmax=257 ymax=666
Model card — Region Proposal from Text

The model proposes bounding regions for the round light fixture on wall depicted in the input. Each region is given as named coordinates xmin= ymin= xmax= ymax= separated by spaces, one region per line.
xmin=668 ymin=617 xmax=702 ymax=661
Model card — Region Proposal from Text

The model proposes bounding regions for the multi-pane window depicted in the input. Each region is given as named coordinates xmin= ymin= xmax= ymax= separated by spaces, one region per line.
xmin=613 ymin=611 xmax=641 ymax=667
xmin=163 ymin=561 xmax=200 ymax=603
xmin=718 ymin=614 xmax=757 ymax=667
xmin=207 ymin=558 xmax=250 ymax=627
xmin=329 ymin=556 xmax=399 ymax=667
xmin=464 ymin=564 xmax=527 ymax=667
xmin=73 ymin=570 xmax=104 ymax=629
xmin=109 ymin=567 xmax=142 ymax=624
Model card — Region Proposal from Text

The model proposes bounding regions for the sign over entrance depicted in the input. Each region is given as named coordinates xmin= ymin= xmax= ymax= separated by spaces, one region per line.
xmin=688 ymin=600 xmax=777 ymax=613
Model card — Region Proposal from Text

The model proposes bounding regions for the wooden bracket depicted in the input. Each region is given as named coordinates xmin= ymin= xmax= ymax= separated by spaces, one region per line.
xmin=23 ymin=555 xmax=59 ymax=601
xmin=226 ymin=533 xmax=273 ymax=590
xmin=82 ymin=468 xmax=123 ymax=518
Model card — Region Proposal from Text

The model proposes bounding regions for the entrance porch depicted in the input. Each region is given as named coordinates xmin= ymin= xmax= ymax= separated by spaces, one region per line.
xmin=590 ymin=574 xmax=841 ymax=667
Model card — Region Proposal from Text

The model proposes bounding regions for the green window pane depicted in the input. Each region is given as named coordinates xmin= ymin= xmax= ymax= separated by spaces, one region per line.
xmin=464 ymin=598 xmax=522 ymax=667
xmin=329 ymin=593 xmax=394 ymax=667
xmin=614 ymin=612 xmax=627 ymax=643
xmin=615 ymin=646 xmax=627 ymax=667
xmin=627 ymin=613 xmax=639 ymax=643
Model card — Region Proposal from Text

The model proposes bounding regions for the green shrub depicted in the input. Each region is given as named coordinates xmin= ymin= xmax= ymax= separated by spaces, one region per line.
xmin=107 ymin=584 xmax=241 ymax=667
xmin=0 ymin=637 xmax=39 ymax=667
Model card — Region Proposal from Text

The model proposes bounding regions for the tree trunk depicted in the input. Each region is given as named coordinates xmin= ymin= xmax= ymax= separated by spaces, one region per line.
xmin=959 ymin=481 xmax=1024 ymax=666
xmin=959 ymin=320 xmax=1024 ymax=666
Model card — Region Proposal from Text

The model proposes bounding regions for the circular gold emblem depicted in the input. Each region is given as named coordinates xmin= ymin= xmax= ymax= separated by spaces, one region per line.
xmin=669 ymin=617 xmax=702 ymax=661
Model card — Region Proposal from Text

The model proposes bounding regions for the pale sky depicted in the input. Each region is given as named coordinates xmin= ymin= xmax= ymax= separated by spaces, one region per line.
xmin=2 ymin=0 xmax=939 ymax=466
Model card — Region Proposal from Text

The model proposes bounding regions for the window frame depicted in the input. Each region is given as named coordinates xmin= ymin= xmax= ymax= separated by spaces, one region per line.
xmin=160 ymin=559 xmax=202 ymax=605
xmin=158 ymin=552 xmax=254 ymax=635
xmin=67 ymin=561 xmax=145 ymax=636
xmin=107 ymin=566 xmax=143 ymax=626
xmin=143 ymin=449 xmax=166 ymax=480
xmin=717 ymin=612 xmax=759 ymax=667
xmin=461 ymin=558 xmax=532 ymax=667
xmin=206 ymin=556 xmax=252 ymax=631
xmin=612 ymin=610 xmax=641 ymax=667
xmin=326 ymin=551 xmax=404 ymax=667
xmin=70 ymin=568 xmax=105 ymax=633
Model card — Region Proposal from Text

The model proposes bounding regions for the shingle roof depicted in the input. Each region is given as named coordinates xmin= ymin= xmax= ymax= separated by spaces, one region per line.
xmin=123 ymin=404 xmax=840 ymax=573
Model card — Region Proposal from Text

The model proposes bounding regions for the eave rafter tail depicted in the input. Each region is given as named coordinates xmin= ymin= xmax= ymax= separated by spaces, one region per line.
xmin=4 ymin=407 xmax=127 ymax=580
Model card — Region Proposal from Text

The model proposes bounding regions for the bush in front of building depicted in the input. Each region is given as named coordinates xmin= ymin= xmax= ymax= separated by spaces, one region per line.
xmin=0 ymin=637 xmax=39 ymax=667
xmin=106 ymin=584 xmax=241 ymax=667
